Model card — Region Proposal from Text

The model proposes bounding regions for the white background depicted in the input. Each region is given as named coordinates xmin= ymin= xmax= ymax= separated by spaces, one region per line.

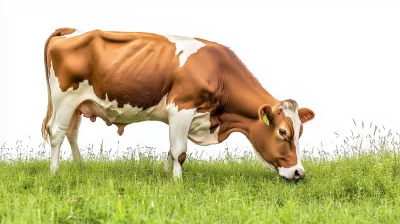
xmin=1 ymin=0 xmax=399 ymax=159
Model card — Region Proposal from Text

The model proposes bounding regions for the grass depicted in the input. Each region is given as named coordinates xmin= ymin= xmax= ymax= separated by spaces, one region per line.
xmin=0 ymin=121 xmax=399 ymax=223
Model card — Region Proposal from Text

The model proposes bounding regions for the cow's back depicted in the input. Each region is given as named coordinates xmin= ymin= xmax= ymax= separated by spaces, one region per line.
xmin=48 ymin=30 xmax=185 ymax=109
xmin=46 ymin=29 xmax=226 ymax=143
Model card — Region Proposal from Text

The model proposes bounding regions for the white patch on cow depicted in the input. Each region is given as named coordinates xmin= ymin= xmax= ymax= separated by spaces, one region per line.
xmin=64 ymin=29 xmax=85 ymax=38
xmin=164 ymin=35 xmax=206 ymax=67
xmin=279 ymin=101 xmax=305 ymax=179
xmin=165 ymin=102 xmax=196 ymax=179
xmin=48 ymin=63 xmax=80 ymax=173
xmin=278 ymin=165 xmax=305 ymax=180
xmin=188 ymin=112 xmax=219 ymax=145
xmin=164 ymin=108 xmax=220 ymax=177
xmin=254 ymin=150 xmax=277 ymax=172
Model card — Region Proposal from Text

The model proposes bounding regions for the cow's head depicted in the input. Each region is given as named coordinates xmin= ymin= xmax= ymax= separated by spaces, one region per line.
xmin=250 ymin=99 xmax=314 ymax=180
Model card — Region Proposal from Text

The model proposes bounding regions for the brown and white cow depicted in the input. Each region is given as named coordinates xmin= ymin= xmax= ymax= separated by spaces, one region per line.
xmin=42 ymin=28 xmax=315 ymax=180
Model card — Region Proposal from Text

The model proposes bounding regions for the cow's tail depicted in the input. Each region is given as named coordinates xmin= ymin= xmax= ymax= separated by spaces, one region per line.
xmin=42 ymin=27 xmax=76 ymax=143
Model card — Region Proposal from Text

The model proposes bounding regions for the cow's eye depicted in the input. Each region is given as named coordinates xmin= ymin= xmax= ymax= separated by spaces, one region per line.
xmin=279 ymin=129 xmax=286 ymax=138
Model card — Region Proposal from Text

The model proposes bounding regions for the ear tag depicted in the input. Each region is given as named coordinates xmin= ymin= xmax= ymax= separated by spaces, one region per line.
xmin=262 ymin=114 xmax=270 ymax=126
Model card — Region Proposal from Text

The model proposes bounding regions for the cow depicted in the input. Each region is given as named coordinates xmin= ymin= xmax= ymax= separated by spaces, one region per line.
xmin=42 ymin=28 xmax=315 ymax=181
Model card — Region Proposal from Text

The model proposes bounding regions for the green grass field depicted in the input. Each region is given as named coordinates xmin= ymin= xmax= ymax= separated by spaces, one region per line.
xmin=0 ymin=123 xmax=399 ymax=223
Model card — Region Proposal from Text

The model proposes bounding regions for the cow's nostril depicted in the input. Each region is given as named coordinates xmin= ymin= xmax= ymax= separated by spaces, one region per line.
xmin=294 ymin=169 xmax=301 ymax=179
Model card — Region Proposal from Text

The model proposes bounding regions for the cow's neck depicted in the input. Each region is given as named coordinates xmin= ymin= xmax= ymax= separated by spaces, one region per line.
xmin=217 ymin=70 xmax=279 ymax=142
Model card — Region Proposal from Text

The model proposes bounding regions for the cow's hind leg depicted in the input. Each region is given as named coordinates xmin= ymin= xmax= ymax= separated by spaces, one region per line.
xmin=167 ymin=107 xmax=196 ymax=180
xmin=66 ymin=109 xmax=83 ymax=163
xmin=48 ymin=104 xmax=77 ymax=174
xmin=164 ymin=151 xmax=173 ymax=172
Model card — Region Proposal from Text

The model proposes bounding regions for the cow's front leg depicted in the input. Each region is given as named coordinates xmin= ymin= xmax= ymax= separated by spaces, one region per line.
xmin=167 ymin=107 xmax=196 ymax=179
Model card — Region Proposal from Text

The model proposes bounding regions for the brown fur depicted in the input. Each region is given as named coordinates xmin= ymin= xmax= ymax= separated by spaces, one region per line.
xmin=178 ymin=152 xmax=186 ymax=166
xmin=46 ymin=30 xmax=221 ymax=110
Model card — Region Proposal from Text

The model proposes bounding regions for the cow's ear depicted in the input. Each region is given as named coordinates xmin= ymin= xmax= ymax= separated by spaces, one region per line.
xmin=258 ymin=104 xmax=273 ymax=126
xmin=298 ymin=107 xmax=315 ymax=124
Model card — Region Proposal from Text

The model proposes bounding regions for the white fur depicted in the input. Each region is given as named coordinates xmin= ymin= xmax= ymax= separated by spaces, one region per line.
xmin=164 ymin=111 xmax=220 ymax=175
xmin=278 ymin=165 xmax=304 ymax=179
xmin=279 ymin=102 xmax=304 ymax=179
xmin=165 ymin=103 xmax=196 ymax=179
xmin=254 ymin=150 xmax=277 ymax=172
xmin=164 ymin=35 xmax=206 ymax=67
xmin=47 ymin=60 xmax=220 ymax=176
xmin=188 ymin=112 xmax=219 ymax=145
xmin=64 ymin=30 xmax=84 ymax=38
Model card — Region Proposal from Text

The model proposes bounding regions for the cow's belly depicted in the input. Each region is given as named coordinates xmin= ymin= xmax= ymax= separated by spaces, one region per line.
xmin=78 ymin=97 xmax=220 ymax=144
xmin=78 ymin=95 xmax=221 ymax=144
xmin=50 ymin=65 xmax=219 ymax=142
xmin=77 ymin=94 xmax=170 ymax=125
